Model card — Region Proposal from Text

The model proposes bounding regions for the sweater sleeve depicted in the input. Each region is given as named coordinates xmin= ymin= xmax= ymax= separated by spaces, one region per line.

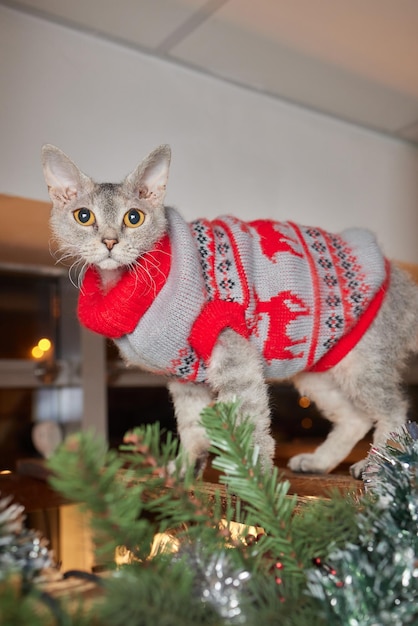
xmin=188 ymin=299 xmax=249 ymax=363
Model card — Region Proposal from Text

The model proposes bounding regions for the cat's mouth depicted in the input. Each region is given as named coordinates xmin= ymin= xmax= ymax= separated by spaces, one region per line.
xmin=97 ymin=257 xmax=122 ymax=270
xmin=95 ymin=242 xmax=136 ymax=270
xmin=95 ymin=244 xmax=125 ymax=270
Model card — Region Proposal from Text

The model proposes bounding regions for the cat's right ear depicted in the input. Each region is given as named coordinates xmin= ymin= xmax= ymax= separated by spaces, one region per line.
xmin=41 ymin=145 xmax=91 ymax=208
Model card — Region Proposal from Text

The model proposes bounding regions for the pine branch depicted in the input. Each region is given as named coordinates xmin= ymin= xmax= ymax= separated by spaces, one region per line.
xmin=44 ymin=405 xmax=418 ymax=624
xmin=120 ymin=423 xmax=233 ymax=548
xmin=48 ymin=431 xmax=156 ymax=564
xmin=201 ymin=403 xmax=296 ymax=526
xmin=200 ymin=403 xmax=303 ymax=591
xmin=291 ymin=489 xmax=359 ymax=566
xmin=47 ymin=424 xmax=231 ymax=565
xmin=0 ymin=581 xmax=51 ymax=626
xmin=97 ymin=561 xmax=219 ymax=626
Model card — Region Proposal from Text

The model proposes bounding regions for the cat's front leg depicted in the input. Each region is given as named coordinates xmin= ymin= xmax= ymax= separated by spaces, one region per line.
xmin=207 ymin=328 xmax=275 ymax=470
xmin=168 ymin=379 xmax=214 ymax=474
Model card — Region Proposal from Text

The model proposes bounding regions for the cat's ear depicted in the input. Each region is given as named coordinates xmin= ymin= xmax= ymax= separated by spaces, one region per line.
xmin=125 ymin=145 xmax=171 ymax=208
xmin=42 ymin=145 xmax=92 ymax=208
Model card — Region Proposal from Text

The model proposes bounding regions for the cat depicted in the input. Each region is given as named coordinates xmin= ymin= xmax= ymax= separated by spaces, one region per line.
xmin=42 ymin=143 xmax=418 ymax=478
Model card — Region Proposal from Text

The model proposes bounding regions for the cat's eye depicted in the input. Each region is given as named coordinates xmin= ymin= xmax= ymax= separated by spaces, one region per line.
xmin=73 ymin=208 xmax=96 ymax=226
xmin=123 ymin=209 xmax=145 ymax=228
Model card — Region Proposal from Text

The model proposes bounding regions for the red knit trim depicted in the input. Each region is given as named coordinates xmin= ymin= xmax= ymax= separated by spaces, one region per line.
xmin=310 ymin=260 xmax=390 ymax=372
xmin=77 ymin=235 xmax=171 ymax=338
xmin=188 ymin=300 xmax=249 ymax=362
xmin=201 ymin=218 xmax=219 ymax=298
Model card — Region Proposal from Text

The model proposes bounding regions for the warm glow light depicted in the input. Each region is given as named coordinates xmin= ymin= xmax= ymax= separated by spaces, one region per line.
xmin=38 ymin=338 xmax=52 ymax=352
xmin=31 ymin=338 xmax=53 ymax=359
xmin=301 ymin=417 xmax=313 ymax=430
xmin=219 ymin=519 xmax=262 ymax=543
xmin=114 ymin=531 xmax=180 ymax=565
xmin=31 ymin=346 xmax=45 ymax=359
xmin=0 ymin=469 xmax=12 ymax=475
xmin=114 ymin=520 xmax=264 ymax=566
xmin=298 ymin=395 xmax=311 ymax=409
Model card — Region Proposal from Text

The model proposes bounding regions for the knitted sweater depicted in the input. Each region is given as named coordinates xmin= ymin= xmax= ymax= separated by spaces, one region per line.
xmin=78 ymin=207 xmax=389 ymax=383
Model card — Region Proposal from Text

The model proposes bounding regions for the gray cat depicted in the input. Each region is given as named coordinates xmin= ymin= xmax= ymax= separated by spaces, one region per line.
xmin=42 ymin=144 xmax=418 ymax=478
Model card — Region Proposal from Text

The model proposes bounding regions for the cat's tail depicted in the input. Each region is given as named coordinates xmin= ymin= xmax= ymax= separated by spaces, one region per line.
xmin=392 ymin=262 xmax=418 ymax=356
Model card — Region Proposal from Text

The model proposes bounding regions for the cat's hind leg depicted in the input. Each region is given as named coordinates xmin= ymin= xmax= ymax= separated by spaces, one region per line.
xmin=289 ymin=370 xmax=374 ymax=474
xmin=290 ymin=264 xmax=418 ymax=477
xmin=168 ymin=380 xmax=214 ymax=474
xmin=330 ymin=350 xmax=409 ymax=479
xmin=207 ymin=328 xmax=275 ymax=470
xmin=291 ymin=347 xmax=410 ymax=478
xmin=324 ymin=266 xmax=417 ymax=478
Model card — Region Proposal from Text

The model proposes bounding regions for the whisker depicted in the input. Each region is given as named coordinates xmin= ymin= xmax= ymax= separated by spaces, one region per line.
xmin=51 ymin=241 xmax=81 ymax=268
xmin=141 ymin=251 xmax=168 ymax=289
xmin=73 ymin=260 xmax=90 ymax=293
xmin=68 ymin=259 xmax=82 ymax=289
xmin=68 ymin=264 xmax=80 ymax=290
xmin=140 ymin=258 xmax=161 ymax=297
xmin=132 ymin=262 xmax=156 ymax=298
xmin=55 ymin=252 xmax=75 ymax=266
xmin=127 ymin=261 xmax=141 ymax=293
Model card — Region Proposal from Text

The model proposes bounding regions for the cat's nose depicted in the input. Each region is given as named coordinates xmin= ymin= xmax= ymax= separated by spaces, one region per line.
xmin=102 ymin=238 xmax=118 ymax=251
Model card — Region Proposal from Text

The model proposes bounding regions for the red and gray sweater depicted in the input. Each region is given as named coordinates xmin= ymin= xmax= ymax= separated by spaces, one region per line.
xmin=78 ymin=207 xmax=389 ymax=383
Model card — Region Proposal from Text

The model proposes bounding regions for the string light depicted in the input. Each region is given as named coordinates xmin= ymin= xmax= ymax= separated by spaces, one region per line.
xmin=30 ymin=338 xmax=53 ymax=359
xmin=38 ymin=338 xmax=52 ymax=352
xmin=301 ymin=417 xmax=313 ymax=430
xmin=298 ymin=395 xmax=311 ymax=409
xmin=31 ymin=345 xmax=44 ymax=359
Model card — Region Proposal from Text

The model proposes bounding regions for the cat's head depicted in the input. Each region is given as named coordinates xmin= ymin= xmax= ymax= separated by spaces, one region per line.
xmin=41 ymin=144 xmax=171 ymax=272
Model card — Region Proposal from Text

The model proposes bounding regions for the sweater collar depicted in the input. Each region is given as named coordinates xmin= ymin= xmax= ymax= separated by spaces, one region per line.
xmin=77 ymin=234 xmax=171 ymax=338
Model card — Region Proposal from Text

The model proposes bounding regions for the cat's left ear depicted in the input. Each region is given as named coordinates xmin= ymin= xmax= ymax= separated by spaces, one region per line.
xmin=125 ymin=144 xmax=171 ymax=208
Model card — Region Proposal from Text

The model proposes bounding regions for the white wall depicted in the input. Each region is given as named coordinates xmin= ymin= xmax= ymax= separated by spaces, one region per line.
xmin=1 ymin=5 xmax=418 ymax=262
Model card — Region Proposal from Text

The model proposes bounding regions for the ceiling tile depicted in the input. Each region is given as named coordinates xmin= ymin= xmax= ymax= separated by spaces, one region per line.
xmin=177 ymin=0 xmax=418 ymax=98
xmin=169 ymin=0 xmax=418 ymax=136
xmin=399 ymin=121 xmax=418 ymax=143
xmin=9 ymin=0 xmax=210 ymax=50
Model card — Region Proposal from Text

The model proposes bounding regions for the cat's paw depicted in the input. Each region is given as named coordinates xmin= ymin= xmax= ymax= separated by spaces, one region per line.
xmin=167 ymin=450 xmax=208 ymax=478
xmin=349 ymin=459 xmax=367 ymax=480
xmin=192 ymin=451 xmax=209 ymax=477
xmin=287 ymin=453 xmax=328 ymax=474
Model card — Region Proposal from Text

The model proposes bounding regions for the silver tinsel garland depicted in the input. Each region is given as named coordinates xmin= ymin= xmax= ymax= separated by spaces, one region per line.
xmin=0 ymin=492 xmax=52 ymax=581
xmin=175 ymin=541 xmax=251 ymax=624
xmin=363 ymin=421 xmax=418 ymax=501
xmin=307 ymin=421 xmax=418 ymax=626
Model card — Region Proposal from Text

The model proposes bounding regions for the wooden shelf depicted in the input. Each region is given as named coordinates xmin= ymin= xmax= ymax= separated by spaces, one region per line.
xmin=0 ymin=469 xmax=69 ymax=512
xmin=0 ymin=456 xmax=361 ymax=516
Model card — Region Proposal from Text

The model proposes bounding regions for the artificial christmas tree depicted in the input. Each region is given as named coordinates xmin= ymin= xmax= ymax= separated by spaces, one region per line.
xmin=1 ymin=405 xmax=417 ymax=624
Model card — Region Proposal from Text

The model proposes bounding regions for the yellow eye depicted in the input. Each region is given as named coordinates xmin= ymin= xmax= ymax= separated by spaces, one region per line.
xmin=123 ymin=209 xmax=145 ymax=228
xmin=73 ymin=208 xmax=96 ymax=226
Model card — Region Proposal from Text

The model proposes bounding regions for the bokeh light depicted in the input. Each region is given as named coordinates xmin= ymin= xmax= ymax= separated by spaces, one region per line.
xmin=31 ymin=338 xmax=53 ymax=359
